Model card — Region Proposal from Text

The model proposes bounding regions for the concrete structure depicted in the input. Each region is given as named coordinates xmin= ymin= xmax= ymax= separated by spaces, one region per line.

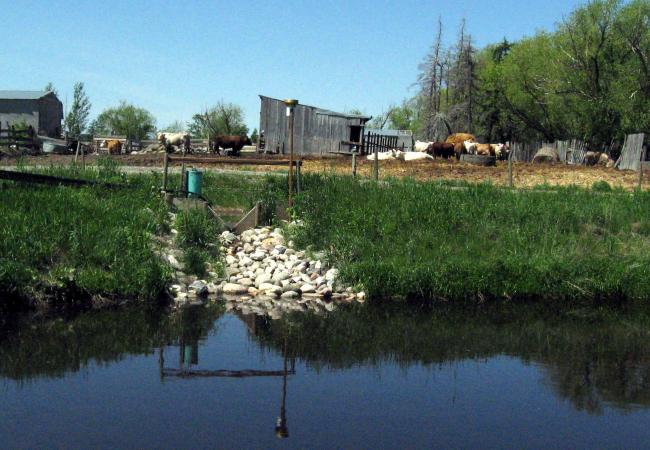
xmin=259 ymin=95 xmax=371 ymax=156
xmin=0 ymin=90 xmax=63 ymax=137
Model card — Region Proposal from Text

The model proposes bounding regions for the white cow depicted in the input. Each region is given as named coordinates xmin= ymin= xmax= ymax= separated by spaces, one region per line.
xmin=403 ymin=152 xmax=434 ymax=161
xmin=414 ymin=140 xmax=433 ymax=152
xmin=464 ymin=140 xmax=478 ymax=154
xmin=157 ymin=132 xmax=189 ymax=146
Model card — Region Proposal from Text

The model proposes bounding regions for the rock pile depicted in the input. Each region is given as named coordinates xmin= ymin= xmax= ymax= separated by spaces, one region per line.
xmin=219 ymin=227 xmax=365 ymax=304
xmin=163 ymin=221 xmax=365 ymax=317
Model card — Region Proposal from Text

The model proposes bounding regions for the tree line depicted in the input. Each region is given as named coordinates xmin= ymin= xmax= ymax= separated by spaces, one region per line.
xmin=44 ymin=82 xmax=250 ymax=141
xmin=371 ymin=0 xmax=649 ymax=148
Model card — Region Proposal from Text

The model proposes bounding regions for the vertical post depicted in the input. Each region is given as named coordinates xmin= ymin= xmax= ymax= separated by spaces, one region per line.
xmin=163 ymin=152 xmax=169 ymax=191
xmin=373 ymin=143 xmax=379 ymax=181
xmin=81 ymin=143 xmax=86 ymax=170
xmin=638 ymin=147 xmax=646 ymax=191
xmin=284 ymin=99 xmax=298 ymax=208
xmin=296 ymin=160 xmax=301 ymax=194
xmin=181 ymin=163 xmax=186 ymax=198
xmin=288 ymin=110 xmax=294 ymax=207
xmin=74 ymin=140 xmax=81 ymax=165
xmin=508 ymin=150 xmax=513 ymax=188
xmin=352 ymin=152 xmax=357 ymax=177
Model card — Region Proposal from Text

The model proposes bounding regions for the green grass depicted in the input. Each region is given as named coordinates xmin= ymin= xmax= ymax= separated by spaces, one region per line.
xmin=289 ymin=174 xmax=650 ymax=302
xmin=174 ymin=209 xmax=222 ymax=277
xmin=0 ymin=164 xmax=172 ymax=306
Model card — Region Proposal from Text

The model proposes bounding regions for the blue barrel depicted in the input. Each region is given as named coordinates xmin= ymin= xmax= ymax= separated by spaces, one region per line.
xmin=187 ymin=169 xmax=203 ymax=198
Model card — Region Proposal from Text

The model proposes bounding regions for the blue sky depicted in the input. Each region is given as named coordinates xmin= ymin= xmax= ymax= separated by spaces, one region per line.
xmin=1 ymin=0 xmax=586 ymax=132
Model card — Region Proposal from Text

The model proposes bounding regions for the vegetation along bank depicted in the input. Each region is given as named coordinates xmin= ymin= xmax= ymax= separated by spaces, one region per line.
xmin=288 ymin=174 xmax=650 ymax=303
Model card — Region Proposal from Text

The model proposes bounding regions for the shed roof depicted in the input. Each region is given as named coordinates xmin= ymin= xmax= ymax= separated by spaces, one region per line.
xmin=260 ymin=95 xmax=371 ymax=121
xmin=0 ymin=90 xmax=51 ymax=100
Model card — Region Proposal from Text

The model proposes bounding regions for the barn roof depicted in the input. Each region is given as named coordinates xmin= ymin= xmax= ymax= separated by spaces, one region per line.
xmin=0 ymin=90 xmax=51 ymax=100
xmin=259 ymin=95 xmax=371 ymax=121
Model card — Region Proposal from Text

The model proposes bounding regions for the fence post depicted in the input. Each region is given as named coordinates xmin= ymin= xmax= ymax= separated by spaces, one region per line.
xmin=296 ymin=160 xmax=301 ymax=194
xmin=352 ymin=152 xmax=357 ymax=177
xmin=508 ymin=150 xmax=513 ymax=188
xmin=373 ymin=143 xmax=379 ymax=181
xmin=638 ymin=148 xmax=646 ymax=191
xmin=163 ymin=152 xmax=169 ymax=191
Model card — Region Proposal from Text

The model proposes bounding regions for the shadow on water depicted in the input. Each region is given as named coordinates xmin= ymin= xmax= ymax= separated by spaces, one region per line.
xmin=2 ymin=299 xmax=650 ymax=416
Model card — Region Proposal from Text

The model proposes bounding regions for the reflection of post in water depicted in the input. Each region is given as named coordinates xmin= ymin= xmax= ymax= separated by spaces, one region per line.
xmin=276 ymin=337 xmax=292 ymax=439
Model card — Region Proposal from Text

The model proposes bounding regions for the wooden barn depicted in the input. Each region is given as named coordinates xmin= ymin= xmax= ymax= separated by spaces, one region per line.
xmin=0 ymin=90 xmax=63 ymax=138
xmin=258 ymin=95 xmax=371 ymax=156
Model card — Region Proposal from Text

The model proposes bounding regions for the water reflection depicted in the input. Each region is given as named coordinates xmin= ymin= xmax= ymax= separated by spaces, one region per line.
xmin=2 ymin=299 xmax=650 ymax=418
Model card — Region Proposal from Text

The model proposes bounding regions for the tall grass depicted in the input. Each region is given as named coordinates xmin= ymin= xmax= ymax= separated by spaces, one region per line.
xmin=0 ymin=165 xmax=172 ymax=305
xmin=290 ymin=174 xmax=650 ymax=302
xmin=174 ymin=209 xmax=222 ymax=277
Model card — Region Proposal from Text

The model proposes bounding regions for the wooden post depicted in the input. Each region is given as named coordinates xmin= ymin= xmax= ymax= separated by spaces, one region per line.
xmin=163 ymin=152 xmax=169 ymax=191
xmin=180 ymin=163 xmax=186 ymax=197
xmin=638 ymin=148 xmax=646 ymax=191
xmin=508 ymin=151 xmax=513 ymax=188
xmin=296 ymin=160 xmax=301 ymax=194
xmin=373 ymin=143 xmax=379 ymax=181
xmin=81 ymin=143 xmax=86 ymax=170
xmin=352 ymin=152 xmax=357 ymax=177
xmin=287 ymin=107 xmax=295 ymax=207
xmin=74 ymin=141 xmax=81 ymax=165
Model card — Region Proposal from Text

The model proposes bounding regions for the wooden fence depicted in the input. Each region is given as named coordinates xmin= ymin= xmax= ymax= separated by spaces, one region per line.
xmin=363 ymin=132 xmax=403 ymax=155
xmin=0 ymin=126 xmax=39 ymax=152
xmin=615 ymin=133 xmax=646 ymax=171
xmin=92 ymin=137 xmax=210 ymax=153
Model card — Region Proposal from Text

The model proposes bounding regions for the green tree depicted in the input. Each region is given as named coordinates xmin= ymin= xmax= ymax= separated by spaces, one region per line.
xmin=187 ymin=101 xmax=248 ymax=138
xmin=161 ymin=120 xmax=185 ymax=133
xmin=250 ymin=128 xmax=259 ymax=143
xmin=43 ymin=82 xmax=58 ymax=96
xmin=92 ymin=101 xmax=156 ymax=140
xmin=64 ymin=82 xmax=91 ymax=138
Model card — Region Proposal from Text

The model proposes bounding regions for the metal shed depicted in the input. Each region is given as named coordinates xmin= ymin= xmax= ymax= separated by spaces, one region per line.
xmin=0 ymin=90 xmax=63 ymax=138
xmin=258 ymin=95 xmax=371 ymax=156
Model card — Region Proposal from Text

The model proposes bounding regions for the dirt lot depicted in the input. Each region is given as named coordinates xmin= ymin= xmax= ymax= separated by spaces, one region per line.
xmin=1 ymin=153 xmax=646 ymax=190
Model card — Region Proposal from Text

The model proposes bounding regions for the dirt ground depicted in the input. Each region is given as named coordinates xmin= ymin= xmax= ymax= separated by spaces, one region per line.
xmin=0 ymin=153 xmax=646 ymax=190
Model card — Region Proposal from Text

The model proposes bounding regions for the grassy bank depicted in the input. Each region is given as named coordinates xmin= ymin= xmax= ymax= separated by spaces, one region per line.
xmin=290 ymin=174 xmax=650 ymax=302
xmin=0 ymin=163 xmax=172 ymax=307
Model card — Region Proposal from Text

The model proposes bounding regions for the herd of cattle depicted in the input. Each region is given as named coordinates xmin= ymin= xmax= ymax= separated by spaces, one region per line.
xmin=367 ymin=132 xmax=614 ymax=167
xmin=98 ymin=133 xmax=252 ymax=156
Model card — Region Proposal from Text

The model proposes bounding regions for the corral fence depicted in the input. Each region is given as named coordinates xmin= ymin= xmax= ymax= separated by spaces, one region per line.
xmin=91 ymin=136 xmax=210 ymax=154
xmin=510 ymin=134 xmax=646 ymax=169
xmin=0 ymin=124 xmax=39 ymax=153
xmin=363 ymin=131 xmax=405 ymax=155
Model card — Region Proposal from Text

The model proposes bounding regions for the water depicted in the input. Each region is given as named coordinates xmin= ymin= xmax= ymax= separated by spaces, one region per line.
xmin=2 ymin=301 xmax=650 ymax=448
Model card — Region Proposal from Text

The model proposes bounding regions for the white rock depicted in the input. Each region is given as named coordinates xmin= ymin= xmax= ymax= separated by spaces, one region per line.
xmin=325 ymin=268 xmax=339 ymax=281
xmin=225 ymin=255 xmax=237 ymax=265
xmin=239 ymin=278 xmax=254 ymax=287
xmin=300 ymin=284 xmax=316 ymax=294
xmin=189 ymin=280 xmax=208 ymax=296
xmin=223 ymin=283 xmax=248 ymax=295
xmin=259 ymin=282 xmax=279 ymax=291
xmin=272 ymin=271 xmax=291 ymax=282
xmin=281 ymin=290 xmax=300 ymax=299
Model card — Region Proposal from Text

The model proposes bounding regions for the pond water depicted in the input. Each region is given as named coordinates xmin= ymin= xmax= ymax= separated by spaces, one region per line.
xmin=2 ymin=301 xmax=650 ymax=448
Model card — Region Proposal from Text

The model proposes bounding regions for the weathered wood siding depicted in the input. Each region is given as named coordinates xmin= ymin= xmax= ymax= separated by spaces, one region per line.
xmin=259 ymin=96 xmax=367 ymax=156
xmin=616 ymin=133 xmax=646 ymax=171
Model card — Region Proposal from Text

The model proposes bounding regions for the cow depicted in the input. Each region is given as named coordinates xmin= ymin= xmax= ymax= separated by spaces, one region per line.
xmin=157 ymin=132 xmax=190 ymax=152
xmin=464 ymin=140 xmax=478 ymax=154
xmin=414 ymin=140 xmax=433 ymax=152
xmin=106 ymin=139 xmax=122 ymax=155
xmin=475 ymin=144 xmax=493 ymax=156
xmin=446 ymin=133 xmax=476 ymax=146
xmin=426 ymin=142 xmax=455 ymax=159
xmin=212 ymin=135 xmax=252 ymax=156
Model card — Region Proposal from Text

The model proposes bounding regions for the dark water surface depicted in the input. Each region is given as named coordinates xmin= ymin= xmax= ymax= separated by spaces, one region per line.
xmin=2 ymin=301 xmax=650 ymax=449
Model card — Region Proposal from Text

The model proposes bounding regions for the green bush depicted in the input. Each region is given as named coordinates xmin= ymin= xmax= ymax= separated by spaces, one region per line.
xmin=592 ymin=180 xmax=613 ymax=192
